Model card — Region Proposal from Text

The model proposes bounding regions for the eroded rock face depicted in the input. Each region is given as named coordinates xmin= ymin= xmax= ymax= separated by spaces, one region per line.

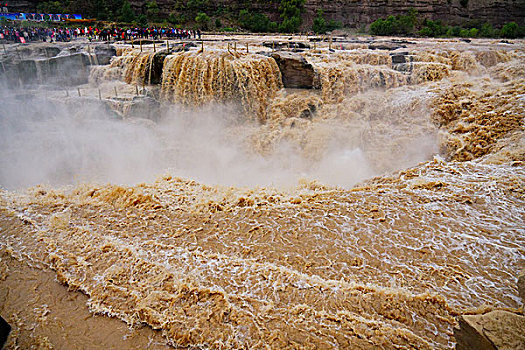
xmin=454 ymin=310 xmax=525 ymax=350
xmin=1 ymin=53 xmax=90 ymax=86
xmin=94 ymin=44 xmax=117 ymax=65
xmin=271 ymin=51 xmax=316 ymax=89
xmin=7 ymin=0 xmax=525 ymax=28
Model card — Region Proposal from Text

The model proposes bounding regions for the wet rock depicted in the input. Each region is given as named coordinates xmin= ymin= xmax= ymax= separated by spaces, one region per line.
xmin=143 ymin=50 xmax=169 ymax=85
xmin=170 ymin=42 xmax=197 ymax=52
xmin=64 ymin=97 xmax=122 ymax=120
xmin=271 ymin=51 xmax=316 ymax=89
xmin=0 ymin=44 xmax=61 ymax=63
xmin=291 ymin=41 xmax=308 ymax=49
xmin=518 ymin=270 xmax=525 ymax=304
xmin=299 ymin=103 xmax=317 ymax=119
xmin=126 ymin=39 xmax=162 ymax=46
xmin=454 ymin=310 xmax=525 ymax=350
xmin=4 ymin=53 xmax=90 ymax=86
xmin=263 ymin=41 xmax=310 ymax=50
xmin=392 ymin=62 xmax=413 ymax=73
xmin=37 ymin=46 xmax=61 ymax=58
xmin=391 ymin=52 xmax=413 ymax=64
xmin=391 ymin=39 xmax=416 ymax=45
xmin=124 ymin=96 xmax=161 ymax=121
xmin=94 ymin=44 xmax=117 ymax=65
xmin=42 ymin=53 xmax=91 ymax=85
xmin=0 ymin=315 xmax=10 ymax=349
xmin=369 ymin=41 xmax=407 ymax=51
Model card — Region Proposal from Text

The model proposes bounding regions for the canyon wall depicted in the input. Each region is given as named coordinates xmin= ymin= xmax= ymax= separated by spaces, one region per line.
xmin=6 ymin=0 xmax=525 ymax=28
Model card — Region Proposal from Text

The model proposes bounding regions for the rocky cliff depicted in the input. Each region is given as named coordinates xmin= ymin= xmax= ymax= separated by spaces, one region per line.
xmin=303 ymin=0 xmax=525 ymax=27
xmin=6 ymin=0 xmax=525 ymax=27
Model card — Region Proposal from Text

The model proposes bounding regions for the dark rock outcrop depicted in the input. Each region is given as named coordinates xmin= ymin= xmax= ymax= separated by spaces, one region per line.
xmin=391 ymin=52 xmax=410 ymax=64
xmin=369 ymin=42 xmax=407 ymax=51
xmin=271 ymin=51 xmax=316 ymax=89
xmin=43 ymin=53 xmax=91 ymax=85
xmin=263 ymin=41 xmax=311 ymax=50
xmin=94 ymin=44 xmax=117 ymax=65
xmin=2 ymin=53 xmax=91 ymax=86
xmin=142 ymin=50 xmax=169 ymax=85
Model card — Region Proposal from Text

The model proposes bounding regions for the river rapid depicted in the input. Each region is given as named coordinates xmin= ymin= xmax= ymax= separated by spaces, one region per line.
xmin=0 ymin=36 xmax=524 ymax=349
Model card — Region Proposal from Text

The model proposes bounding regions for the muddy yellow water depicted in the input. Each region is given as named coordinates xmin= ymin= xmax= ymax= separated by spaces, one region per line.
xmin=1 ymin=37 xmax=524 ymax=349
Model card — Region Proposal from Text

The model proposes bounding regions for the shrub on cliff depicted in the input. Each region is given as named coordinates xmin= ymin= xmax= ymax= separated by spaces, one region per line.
xmin=279 ymin=16 xmax=301 ymax=33
xmin=118 ymin=1 xmax=135 ymax=23
xmin=186 ymin=0 xmax=210 ymax=17
xmin=37 ymin=1 xmax=64 ymax=13
xmin=313 ymin=9 xmax=326 ymax=33
xmin=479 ymin=23 xmax=495 ymax=37
xmin=418 ymin=19 xmax=447 ymax=37
xmin=500 ymin=22 xmax=519 ymax=38
xmin=279 ymin=0 xmax=305 ymax=33
xmin=239 ymin=10 xmax=277 ymax=32
xmin=327 ymin=19 xmax=343 ymax=32
xmin=369 ymin=9 xmax=417 ymax=36
xmin=146 ymin=1 xmax=159 ymax=22
xmin=195 ymin=12 xmax=210 ymax=30
xmin=137 ymin=14 xmax=147 ymax=27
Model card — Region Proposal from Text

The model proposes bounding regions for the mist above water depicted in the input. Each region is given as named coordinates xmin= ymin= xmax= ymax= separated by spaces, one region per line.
xmin=0 ymin=84 xmax=438 ymax=190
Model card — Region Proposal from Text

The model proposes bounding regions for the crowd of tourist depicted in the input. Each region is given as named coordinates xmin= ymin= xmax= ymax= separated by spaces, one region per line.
xmin=0 ymin=25 xmax=202 ymax=43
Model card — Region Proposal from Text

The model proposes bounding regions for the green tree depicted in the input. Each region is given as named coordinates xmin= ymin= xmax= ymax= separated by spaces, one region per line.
xmin=279 ymin=0 xmax=305 ymax=19
xmin=279 ymin=0 xmax=305 ymax=33
xmin=146 ymin=0 xmax=159 ymax=22
xmin=370 ymin=16 xmax=395 ymax=35
xmin=445 ymin=26 xmax=461 ymax=37
xmin=195 ymin=12 xmax=210 ymax=30
xmin=479 ymin=23 xmax=494 ymax=37
xmin=369 ymin=10 xmax=417 ymax=36
xmin=500 ymin=22 xmax=519 ymax=38
xmin=326 ymin=19 xmax=342 ymax=32
xmin=168 ymin=12 xmax=178 ymax=24
xmin=37 ymin=1 xmax=64 ymax=13
xmin=312 ymin=9 xmax=326 ymax=33
xmin=238 ymin=9 xmax=251 ymax=28
xmin=118 ymin=1 xmax=135 ymax=23
xmin=137 ymin=13 xmax=148 ymax=26
xmin=396 ymin=8 xmax=417 ymax=34
xmin=459 ymin=28 xmax=470 ymax=37
xmin=186 ymin=0 xmax=209 ymax=17
xmin=279 ymin=16 xmax=301 ymax=33
xmin=239 ymin=9 xmax=275 ymax=32
xmin=418 ymin=19 xmax=447 ymax=37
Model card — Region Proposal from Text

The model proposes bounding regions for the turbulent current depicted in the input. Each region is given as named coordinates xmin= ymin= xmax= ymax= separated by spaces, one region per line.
xmin=0 ymin=36 xmax=524 ymax=349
